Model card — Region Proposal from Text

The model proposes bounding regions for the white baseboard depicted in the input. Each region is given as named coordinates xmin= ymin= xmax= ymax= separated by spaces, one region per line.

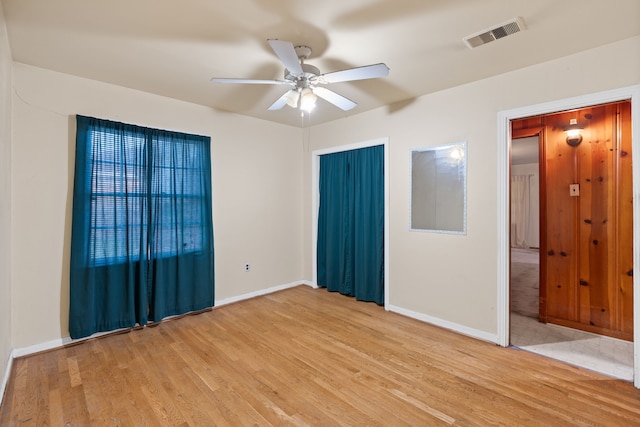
xmin=10 ymin=328 xmax=134 ymax=359
xmin=388 ymin=304 xmax=499 ymax=344
xmin=12 ymin=337 xmax=73 ymax=358
xmin=299 ymin=280 xmax=316 ymax=288
xmin=215 ymin=281 xmax=314 ymax=307
xmin=0 ymin=351 xmax=12 ymax=407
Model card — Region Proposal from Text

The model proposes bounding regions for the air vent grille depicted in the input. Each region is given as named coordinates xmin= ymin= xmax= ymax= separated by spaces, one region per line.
xmin=463 ymin=17 xmax=526 ymax=49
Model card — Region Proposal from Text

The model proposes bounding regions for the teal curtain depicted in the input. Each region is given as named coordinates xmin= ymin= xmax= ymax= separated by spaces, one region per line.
xmin=317 ymin=145 xmax=384 ymax=304
xmin=70 ymin=116 xmax=214 ymax=339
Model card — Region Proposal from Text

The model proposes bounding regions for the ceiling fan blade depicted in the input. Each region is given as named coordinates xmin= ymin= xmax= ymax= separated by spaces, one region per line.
xmin=321 ymin=63 xmax=389 ymax=83
xmin=267 ymin=39 xmax=304 ymax=76
xmin=210 ymin=77 xmax=291 ymax=85
xmin=313 ymin=87 xmax=357 ymax=111
xmin=268 ymin=91 xmax=291 ymax=110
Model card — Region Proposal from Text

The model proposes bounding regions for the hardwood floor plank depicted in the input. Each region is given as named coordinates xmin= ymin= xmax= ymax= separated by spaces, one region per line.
xmin=18 ymin=358 xmax=42 ymax=426
xmin=48 ymin=388 xmax=64 ymax=426
xmin=1 ymin=285 xmax=639 ymax=426
xmin=388 ymin=389 xmax=456 ymax=425
xmin=66 ymin=356 xmax=82 ymax=388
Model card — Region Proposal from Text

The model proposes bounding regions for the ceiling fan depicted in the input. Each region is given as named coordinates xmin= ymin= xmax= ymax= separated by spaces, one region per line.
xmin=211 ymin=39 xmax=389 ymax=113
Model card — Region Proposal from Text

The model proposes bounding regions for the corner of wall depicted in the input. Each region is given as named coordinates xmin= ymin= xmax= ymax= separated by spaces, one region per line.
xmin=0 ymin=0 xmax=14 ymax=409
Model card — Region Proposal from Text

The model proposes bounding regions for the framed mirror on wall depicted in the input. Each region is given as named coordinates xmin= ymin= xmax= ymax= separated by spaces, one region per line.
xmin=410 ymin=141 xmax=467 ymax=234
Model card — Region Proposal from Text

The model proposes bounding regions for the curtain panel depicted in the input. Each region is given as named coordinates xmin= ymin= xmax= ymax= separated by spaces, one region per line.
xmin=510 ymin=174 xmax=540 ymax=249
xmin=511 ymin=175 xmax=531 ymax=248
xmin=70 ymin=115 xmax=214 ymax=339
xmin=317 ymin=145 xmax=385 ymax=305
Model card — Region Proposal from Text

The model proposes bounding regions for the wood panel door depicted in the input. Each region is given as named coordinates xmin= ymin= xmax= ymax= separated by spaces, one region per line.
xmin=542 ymin=101 xmax=633 ymax=341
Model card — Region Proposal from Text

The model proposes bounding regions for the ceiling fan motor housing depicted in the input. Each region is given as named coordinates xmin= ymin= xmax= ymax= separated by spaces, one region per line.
xmin=284 ymin=63 xmax=320 ymax=86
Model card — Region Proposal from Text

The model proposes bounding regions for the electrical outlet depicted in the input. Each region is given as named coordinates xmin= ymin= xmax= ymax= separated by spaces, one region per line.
xmin=244 ymin=263 xmax=250 ymax=272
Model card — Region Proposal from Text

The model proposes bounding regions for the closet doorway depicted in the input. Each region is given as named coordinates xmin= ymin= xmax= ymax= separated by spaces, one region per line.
xmin=311 ymin=138 xmax=390 ymax=308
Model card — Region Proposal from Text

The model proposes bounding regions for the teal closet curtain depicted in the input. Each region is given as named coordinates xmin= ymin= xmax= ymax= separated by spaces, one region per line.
xmin=317 ymin=145 xmax=384 ymax=304
xmin=70 ymin=116 xmax=214 ymax=339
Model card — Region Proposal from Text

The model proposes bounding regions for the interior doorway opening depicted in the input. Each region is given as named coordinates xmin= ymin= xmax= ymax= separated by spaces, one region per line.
xmin=497 ymin=85 xmax=640 ymax=389
xmin=508 ymin=101 xmax=634 ymax=381
xmin=510 ymin=134 xmax=541 ymax=321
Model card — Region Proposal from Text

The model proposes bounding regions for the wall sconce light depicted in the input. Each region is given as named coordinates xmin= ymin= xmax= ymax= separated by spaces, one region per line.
xmin=564 ymin=118 xmax=583 ymax=147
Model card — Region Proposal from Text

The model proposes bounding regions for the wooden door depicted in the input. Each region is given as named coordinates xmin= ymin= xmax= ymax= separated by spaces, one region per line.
xmin=541 ymin=101 xmax=633 ymax=341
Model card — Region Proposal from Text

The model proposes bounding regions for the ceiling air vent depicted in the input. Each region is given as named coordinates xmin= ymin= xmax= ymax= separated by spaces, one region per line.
xmin=463 ymin=17 xmax=526 ymax=49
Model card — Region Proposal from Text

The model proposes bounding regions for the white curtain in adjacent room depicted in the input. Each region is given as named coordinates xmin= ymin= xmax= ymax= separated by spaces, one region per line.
xmin=511 ymin=174 xmax=539 ymax=248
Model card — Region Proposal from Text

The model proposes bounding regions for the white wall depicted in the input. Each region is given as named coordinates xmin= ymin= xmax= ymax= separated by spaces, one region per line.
xmin=303 ymin=36 xmax=640 ymax=337
xmin=0 ymin=0 xmax=13 ymax=397
xmin=10 ymin=63 xmax=304 ymax=349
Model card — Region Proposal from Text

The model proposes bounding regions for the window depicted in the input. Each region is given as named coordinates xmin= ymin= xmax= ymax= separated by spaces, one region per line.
xmin=87 ymin=128 xmax=208 ymax=265
xmin=70 ymin=115 xmax=215 ymax=339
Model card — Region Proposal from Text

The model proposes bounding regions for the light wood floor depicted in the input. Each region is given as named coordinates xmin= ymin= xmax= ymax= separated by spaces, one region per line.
xmin=1 ymin=286 xmax=639 ymax=426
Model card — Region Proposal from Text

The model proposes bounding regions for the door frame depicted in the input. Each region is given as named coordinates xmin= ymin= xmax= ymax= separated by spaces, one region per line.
xmin=311 ymin=137 xmax=390 ymax=308
xmin=497 ymin=84 xmax=640 ymax=388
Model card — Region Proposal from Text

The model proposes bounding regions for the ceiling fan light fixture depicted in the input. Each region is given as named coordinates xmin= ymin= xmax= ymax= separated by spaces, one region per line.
xmin=284 ymin=89 xmax=300 ymax=108
xmin=300 ymin=88 xmax=317 ymax=112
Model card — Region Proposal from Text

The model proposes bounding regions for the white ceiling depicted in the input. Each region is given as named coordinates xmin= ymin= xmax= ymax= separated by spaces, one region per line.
xmin=2 ymin=0 xmax=639 ymax=127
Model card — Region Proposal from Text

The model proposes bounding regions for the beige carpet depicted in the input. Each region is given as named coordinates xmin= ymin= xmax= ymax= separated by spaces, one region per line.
xmin=510 ymin=260 xmax=539 ymax=318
